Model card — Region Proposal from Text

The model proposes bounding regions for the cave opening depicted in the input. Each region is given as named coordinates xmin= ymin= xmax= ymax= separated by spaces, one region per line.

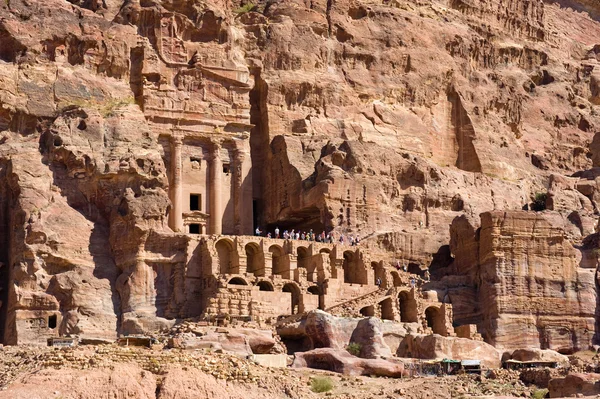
xmin=265 ymin=207 xmax=326 ymax=236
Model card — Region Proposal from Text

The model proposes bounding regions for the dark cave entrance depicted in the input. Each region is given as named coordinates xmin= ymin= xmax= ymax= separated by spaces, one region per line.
xmin=265 ymin=207 xmax=326 ymax=236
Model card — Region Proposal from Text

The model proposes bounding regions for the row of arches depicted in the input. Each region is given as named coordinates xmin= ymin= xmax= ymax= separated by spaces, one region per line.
xmin=226 ymin=277 xmax=323 ymax=315
xmin=215 ymin=238 xmax=319 ymax=276
xmin=214 ymin=238 xmax=424 ymax=287
xmin=358 ymin=292 xmax=445 ymax=334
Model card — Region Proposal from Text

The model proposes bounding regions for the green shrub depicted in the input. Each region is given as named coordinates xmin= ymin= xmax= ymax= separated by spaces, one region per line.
xmin=310 ymin=376 xmax=334 ymax=393
xmin=234 ymin=2 xmax=255 ymax=14
xmin=531 ymin=192 xmax=547 ymax=211
xmin=346 ymin=342 xmax=361 ymax=357
xmin=532 ymin=388 xmax=548 ymax=399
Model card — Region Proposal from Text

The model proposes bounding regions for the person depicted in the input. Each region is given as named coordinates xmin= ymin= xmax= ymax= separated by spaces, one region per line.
xmin=275 ymin=227 xmax=280 ymax=239
xmin=410 ymin=278 xmax=416 ymax=288
xmin=255 ymin=227 xmax=262 ymax=236
xmin=267 ymin=232 xmax=271 ymax=238
xmin=395 ymin=261 xmax=401 ymax=271
xmin=376 ymin=277 xmax=382 ymax=286
xmin=356 ymin=235 xmax=360 ymax=245
xmin=403 ymin=263 xmax=408 ymax=272
xmin=424 ymin=270 xmax=430 ymax=281
xmin=290 ymin=229 xmax=295 ymax=240
xmin=295 ymin=232 xmax=300 ymax=240
xmin=301 ymin=232 xmax=306 ymax=240
xmin=349 ymin=235 xmax=355 ymax=246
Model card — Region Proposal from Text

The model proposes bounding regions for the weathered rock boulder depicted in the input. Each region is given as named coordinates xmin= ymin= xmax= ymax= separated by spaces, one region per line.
xmin=510 ymin=348 xmax=569 ymax=366
xmin=277 ymin=310 xmax=360 ymax=352
xmin=349 ymin=317 xmax=392 ymax=359
xmin=548 ymin=372 xmax=600 ymax=398
xmin=397 ymin=334 xmax=502 ymax=368
xmin=303 ymin=310 xmax=357 ymax=350
xmin=169 ymin=327 xmax=280 ymax=355
xmin=236 ymin=328 xmax=279 ymax=354
xmin=170 ymin=332 xmax=253 ymax=356
xmin=292 ymin=348 xmax=406 ymax=377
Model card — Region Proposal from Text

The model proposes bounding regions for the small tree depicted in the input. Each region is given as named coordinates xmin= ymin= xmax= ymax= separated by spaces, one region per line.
xmin=346 ymin=342 xmax=361 ymax=356
xmin=234 ymin=2 xmax=255 ymax=14
xmin=310 ymin=376 xmax=334 ymax=393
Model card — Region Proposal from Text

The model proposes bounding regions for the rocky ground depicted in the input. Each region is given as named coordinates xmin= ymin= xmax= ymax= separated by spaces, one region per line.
xmin=0 ymin=343 xmax=597 ymax=398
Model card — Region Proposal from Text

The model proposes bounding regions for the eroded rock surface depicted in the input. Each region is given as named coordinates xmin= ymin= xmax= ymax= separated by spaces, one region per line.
xmin=291 ymin=347 xmax=406 ymax=377
xmin=397 ymin=333 xmax=502 ymax=368
xmin=0 ymin=0 xmax=600 ymax=371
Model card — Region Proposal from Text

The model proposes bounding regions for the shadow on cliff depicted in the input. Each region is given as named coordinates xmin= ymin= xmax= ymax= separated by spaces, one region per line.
xmin=39 ymin=130 xmax=123 ymax=336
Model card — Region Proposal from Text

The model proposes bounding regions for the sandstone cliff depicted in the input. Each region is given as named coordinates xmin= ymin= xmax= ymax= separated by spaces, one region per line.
xmin=0 ymin=0 xmax=600 ymax=352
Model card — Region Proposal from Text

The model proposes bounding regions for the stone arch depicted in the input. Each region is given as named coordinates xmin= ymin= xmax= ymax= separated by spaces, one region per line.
xmin=257 ymin=280 xmax=274 ymax=291
xmin=343 ymin=250 xmax=367 ymax=285
xmin=307 ymin=285 xmax=324 ymax=309
xmin=391 ymin=271 xmax=402 ymax=287
xmin=269 ymin=244 xmax=286 ymax=276
xmin=425 ymin=306 xmax=447 ymax=336
xmin=372 ymin=261 xmax=385 ymax=286
xmin=307 ymin=285 xmax=320 ymax=295
xmin=245 ymin=242 xmax=265 ymax=277
xmin=398 ymin=291 xmax=418 ymax=322
xmin=360 ymin=306 xmax=375 ymax=317
xmin=297 ymin=246 xmax=309 ymax=269
xmin=216 ymin=238 xmax=235 ymax=274
xmin=380 ymin=298 xmax=395 ymax=321
xmin=228 ymin=277 xmax=248 ymax=285
xmin=307 ymin=260 xmax=319 ymax=282
xmin=408 ymin=262 xmax=424 ymax=277
xmin=319 ymin=248 xmax=331 ymax=254
xmin=283 ymin=282 xmax=302 ymax=315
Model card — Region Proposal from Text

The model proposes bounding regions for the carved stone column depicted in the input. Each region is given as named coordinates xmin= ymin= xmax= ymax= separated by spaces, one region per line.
xmin=169 ymin=135 xmax=183 ymax=232
xmin=233 ymin=139 xmax=253 ymax=235
xmin=232 ymin=147 xmax=245 ymax=235
xmin=209 ymin=143 xmax=223 ymax=234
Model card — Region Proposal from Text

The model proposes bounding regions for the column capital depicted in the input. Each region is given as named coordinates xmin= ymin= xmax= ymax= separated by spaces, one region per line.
xmin=210 ymin=142 xmax=222 ymax=159
xmin=171 ymin=134 xmax=183 ymax=145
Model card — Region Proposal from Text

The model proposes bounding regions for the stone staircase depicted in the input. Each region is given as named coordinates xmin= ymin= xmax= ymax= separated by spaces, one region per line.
xmin=325 ymin=287 xmax=391 ymax=317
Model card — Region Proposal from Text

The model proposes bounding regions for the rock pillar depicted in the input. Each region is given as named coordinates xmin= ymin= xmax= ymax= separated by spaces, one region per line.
xmin=209 ymin=144 xmax=223 ymax=234
xmin=232 ymin=142 xmax=252 ymax=235
xmin=169 ymin=135 xmax=183 ymax=232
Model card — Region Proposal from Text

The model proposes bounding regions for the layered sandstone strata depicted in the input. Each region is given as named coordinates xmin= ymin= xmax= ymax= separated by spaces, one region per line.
xmin=435 ymin=210 xmax=597 ymax=353
xmin=0 ymin=0 xmax=600 ymax=350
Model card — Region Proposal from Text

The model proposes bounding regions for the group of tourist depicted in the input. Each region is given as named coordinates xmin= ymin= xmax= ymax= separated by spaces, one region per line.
xmin=254 ymin=226 xmax=361 ymax=246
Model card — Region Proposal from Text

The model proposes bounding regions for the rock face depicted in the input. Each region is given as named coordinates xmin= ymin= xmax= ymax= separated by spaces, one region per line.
xmin=436 ymin=211 xmax=597 ymax=353
xmin=397 ymin=334 xmax=502 ymax=368
xmin=0 ymin=0 xmax=600 ymax=357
